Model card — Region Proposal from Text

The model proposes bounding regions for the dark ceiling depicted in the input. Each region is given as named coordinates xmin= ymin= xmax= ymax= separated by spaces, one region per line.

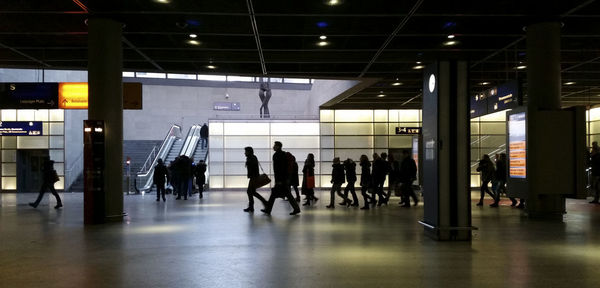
xmin=1 ymin=0 xmax=600 ymax=109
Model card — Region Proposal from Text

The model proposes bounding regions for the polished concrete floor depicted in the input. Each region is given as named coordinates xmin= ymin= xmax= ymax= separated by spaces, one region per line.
xmin=1 ymin=190 xmax=600 ymax=288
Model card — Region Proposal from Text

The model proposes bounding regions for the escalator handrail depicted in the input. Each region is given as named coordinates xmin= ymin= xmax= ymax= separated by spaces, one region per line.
xmin=137 ymin=124 xmax=182 ymax=176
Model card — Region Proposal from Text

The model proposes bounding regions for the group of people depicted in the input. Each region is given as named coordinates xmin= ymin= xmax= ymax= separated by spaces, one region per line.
xmin=476 ymin=153 xmax=524 ymax=208
xmin=243 ymin=141 xmax=419 ymax=215
xmin=152 ymin=155 xmax=207 ymax=202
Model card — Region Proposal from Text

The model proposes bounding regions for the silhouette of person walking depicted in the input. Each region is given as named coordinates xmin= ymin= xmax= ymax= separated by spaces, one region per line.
xmin=153 ymin=158 xmax=169 ymax=202
xmin=262 ymin=141 xmax=300 ymax=215
xmin=29 ymin=159 xmax=62 ymax=209
xmin=244 ymin=147 xmax=268 ymax=212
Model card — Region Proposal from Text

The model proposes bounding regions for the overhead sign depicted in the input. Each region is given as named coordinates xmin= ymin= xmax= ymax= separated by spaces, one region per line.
xmin=470 ymin=80 xmax=520 ymax=118
xmin=0 ymin=121 xmax=43 ymax=136
xmin=58 ymin=82 xmax=142 ymax=109
xmin=213 ymin=102 xmax=240 ymax=111
xmin=395 ymin=127 xmax=422 ymax=135
xmin=508 ymin=112 xmax=526 ymax=178
xmin=0 ymin=83 xmax=58 ymax=109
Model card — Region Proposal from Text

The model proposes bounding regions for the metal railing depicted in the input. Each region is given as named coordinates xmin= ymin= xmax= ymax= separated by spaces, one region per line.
xmin=138 ymin=145 xmax=158 ymax=174
xmin=136 ymin=124 xmax=182 ymax=192
xmin=65 ymin=151 xmax=84 ymax=191
xmin=181 ymin=124 xmax=202 ymax=158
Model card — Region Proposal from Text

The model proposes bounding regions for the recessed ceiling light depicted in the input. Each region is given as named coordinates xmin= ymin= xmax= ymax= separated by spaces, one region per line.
xmin=206 ymin=65 xmax=217 ymax=69
xmin=391 ymin=82 xmax=403 ymax=86
xmin=514 ymin=65 xmax=527 ymax=70
xmin=412 ymin=65 xmax=425 ymax=70
xmin=187 ymin=39 xmax=201 ymax=45
xmin=317 ymin=41 xmax=329 ymax=47
xmin=564 ymin=82 xmax=576 ymax=85
xmin=377 ymin=92 xmax=386 ymax=98
xmin=479 ymin=82 xmax=491 ymax=85
xmin=443 ymin=40 xmax=458 ymax=46
xmin=154 ymin=0 xmax=171 ymax=3
xmin=319 ymin=35 xmax=327 ymax=40
xmin=325 ymin=0 xmax=342 ymax=6
xmin=189 ymin=34 xmax=197 ymax=38
xmin=416 ymin=61 xmax=422 ymax=64
xmin=447 ymin=34 xmax=455 ymax=39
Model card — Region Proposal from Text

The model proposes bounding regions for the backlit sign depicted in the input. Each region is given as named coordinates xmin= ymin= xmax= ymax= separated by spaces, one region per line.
xmin=0 ymin=121 xmax=43 ymax=136
xmin=508 ymin=112 xmax=526 ymax=178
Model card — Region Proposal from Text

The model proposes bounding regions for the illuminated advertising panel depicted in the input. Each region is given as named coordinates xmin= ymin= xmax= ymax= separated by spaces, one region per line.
xmin=508 ymin=112 xmax=526 ymax=178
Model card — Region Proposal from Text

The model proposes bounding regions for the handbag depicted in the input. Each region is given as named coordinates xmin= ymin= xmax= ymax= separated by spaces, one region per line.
xmin=306 ymin=175 xmax=315 ymax=189
xmin=252 ymin=161 xmax=271 ymax=189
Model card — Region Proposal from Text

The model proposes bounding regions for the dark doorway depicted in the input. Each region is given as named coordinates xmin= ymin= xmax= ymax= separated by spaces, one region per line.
xmin=17 ymin=149 xmax=49 ymax=193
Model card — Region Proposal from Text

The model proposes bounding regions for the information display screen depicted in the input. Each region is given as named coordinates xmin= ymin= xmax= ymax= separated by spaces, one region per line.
xmin=508 ymin=112 xmax=526 ymax=178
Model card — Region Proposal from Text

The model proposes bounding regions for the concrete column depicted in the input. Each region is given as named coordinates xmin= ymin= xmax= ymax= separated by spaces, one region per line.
xmin=526 ymin=22 xmax=561 ymax=110
xmin=87 ymin=18 xmax=124 ymax=221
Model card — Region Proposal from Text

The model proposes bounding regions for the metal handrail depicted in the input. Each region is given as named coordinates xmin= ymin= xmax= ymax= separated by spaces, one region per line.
xmin=135 ymin=124 xmax=182 ymax=192
xmin=138 ymin=145 xmax=158 ymax=174
xmin=65 ymin=151 xmax=84 ymax=191
xmin=181 ymin=124 xmax=202 ymax=158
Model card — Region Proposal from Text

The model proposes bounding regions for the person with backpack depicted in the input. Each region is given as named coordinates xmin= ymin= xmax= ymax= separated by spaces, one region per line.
xmin=262 ymin=141 xmax=300 ymax=215
xmin=29 ymin=159 xmax=62 ymax=209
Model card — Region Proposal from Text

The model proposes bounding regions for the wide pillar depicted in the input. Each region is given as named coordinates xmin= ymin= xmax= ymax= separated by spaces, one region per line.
xmin=522 ymin=21 xmax=567 ymax=219
xmin=87 ymin=18 xmax=124 ymax=222
xmin=420 ymin=61 xmax=472 ymax=241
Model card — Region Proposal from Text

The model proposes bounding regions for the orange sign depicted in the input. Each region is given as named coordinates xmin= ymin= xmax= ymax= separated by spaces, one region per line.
xmin=509 ymin=150 xmax=526 ymax=159
xmin=510 ymin=159 xmax=526 ymax=167
xmin=58 ymin=82 xmax=142 ymax=109
xmin=509 ymin=141 xmax=526 ymax=150
xmin=509 ymin=167 xmax=526 ymax=177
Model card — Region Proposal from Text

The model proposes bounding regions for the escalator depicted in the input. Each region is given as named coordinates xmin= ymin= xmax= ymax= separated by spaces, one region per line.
xmin=136 ymin=124 xmax=182 ymax=192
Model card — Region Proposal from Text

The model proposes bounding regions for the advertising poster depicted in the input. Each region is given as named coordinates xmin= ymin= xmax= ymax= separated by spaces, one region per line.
xmin=508 ymin=112 xmax=526 ymax=178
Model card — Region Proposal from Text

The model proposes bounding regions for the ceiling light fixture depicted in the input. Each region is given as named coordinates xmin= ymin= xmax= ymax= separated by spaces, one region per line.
xmin=443 ymin=40 xmax=458 ymax=46
xmin=391 ymin=82 xmax=403 ymax=86
xmin=317 ymin=41 xmax=329 ymax=47
xmin=319 ymin=35 xmax=327 ymax=40
xmin=187 ymin=40 xmax=201 ymax=45
xmin=514 ymin=65 xmax=527 ymax=70
xmin=189 ymin=34 xmax=197 ymax=38
xmin=412 ymin=65 xmax=425 ymax=70
xmin=564 ymin=81 xmax=576 ymax=85
xmin=154 ymin=0 xmax=171 ymax=3
xmin=416 ymin=61 xmax=422 ymax=64
xmin=326 ymin=0 xmax=342 ymax=6
xmin=447 ymin=34 xmax=455 ymax=39
xmin=206 ymin=65 xmax=217 ymax=69
xmin=479 ymin=82 xmax=491 ymax=85
xmin=377 ymin=91 xmax=386 ymax=97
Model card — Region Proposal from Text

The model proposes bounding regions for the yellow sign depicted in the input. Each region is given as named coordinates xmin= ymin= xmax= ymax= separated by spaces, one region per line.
xmin=58 ymin=82 xmax=142 ymax=109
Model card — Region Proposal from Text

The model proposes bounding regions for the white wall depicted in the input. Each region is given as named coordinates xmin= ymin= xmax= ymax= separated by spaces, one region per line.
xmin=307 ymin=79 xmax=360 ymax=114
xmin=123 ymin=84 xmax=314 ymax=140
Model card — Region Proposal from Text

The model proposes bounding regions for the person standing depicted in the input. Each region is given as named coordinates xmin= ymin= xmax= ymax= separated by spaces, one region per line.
xmin=175 ymin=155 xmax=192 ymax=200
xmin=326 ymin=157 xmax=348 ymax=209
xmin=200 ymin=123 xmax=208 ymax=149
xmin=386 ymin=153 xmax=400 ymax=203
xmin=359 ymin=155 xmax=373 ymax=210
xmin=342 ymin=158 xmax=359 ymax=207
xmin=243 ymin=147 xmax=268 ymax=212
xmin=371 ymin=153 xmax=388 ymax=206
xmin=195 ymin=160 xmax=207 ymax=199
xmin=476 ymin=154 xmax=495 ymax=206
xmin=491 ymin=153 xmax=506 ymax=207
xmin=262 ymin=141 xmax=300 ymax=215
xmin=29 ymin=159 xmax=62 ymax=209
xmin=399 ymin=150 xmax=418 ymax=207
xmin=153 ymin=158 xmax=169 ymax=202
xmin=301 ymin=153 xmax=317 ymax=206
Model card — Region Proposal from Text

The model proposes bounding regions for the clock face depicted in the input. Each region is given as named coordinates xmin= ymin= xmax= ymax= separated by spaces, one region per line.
xmin=428 ymin=74 xmax=436 ymax=93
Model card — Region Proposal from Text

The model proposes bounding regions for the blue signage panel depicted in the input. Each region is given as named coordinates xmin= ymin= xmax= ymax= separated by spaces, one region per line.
xmin=213 ymin=102 xmax=241 ymax=111
xmin=470 ymin=80 xmax=520 ymax=118
xmin=0 ymin=83 xmax=59 ymax=109
xmin=0 ymin=121 xmax=43 ymax=136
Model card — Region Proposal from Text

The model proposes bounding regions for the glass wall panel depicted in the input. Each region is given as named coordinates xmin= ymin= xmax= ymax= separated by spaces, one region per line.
xmin=49 ymin=136 xmax=64 ymax=149
xmin=224 ymin=163 xmax=248 ymax=175
xmin=1 ymin=163 xmax=16 ymax=176
xmin=389 ymin=136 xmax=413 ymax=148
xmin=1 ymin=110 xmax=17 ymax=121
xmin=42 ymin=123 xmax=49 ymax=135
xmin=210 ymin=162 xmax=224 ymax=176
xmin=223 ymin=136 xmax=270 ymax=149
xmin=269 ymin=136 xmax=319 ymax=148
xmin=17 ymin=110 xmax=35 ymax=121
xmin=590 ymin=107 xmax=600 ymax=121
xmin=271 ymin=123 xmax=319 ymax=135
xmin=334 ymin=149 xmax=371 ymax=162
xmin=209 ymin=176 xmax=224 ymax=188
xmin=480 ymin=123 xmax=506 ymax=134
xmin=224 ymin=122 xmax=269 ymax=135
xmin=320 ymin=110 xmax=334 ymax=122
xmin=321 ymin=149 xmax=334 ymax=162
xmin=2 ymin=177 xmax=16 ymax=189
xmin=374 ymin=110 xmax=388 ymax=122
xmin=17 ymin=136 xmax=48 ymax=149
xmin=320 ymin=123 xmax=334 ymax=135
xmin=210 ymin=149 xmax=224 ymax=163
xmin=374 ymin=123 xmax=388 ymax=135
xmin=49 ymin=110 xmax=64 ymax=121
xmin=334 ymin=136 xmax=373 ymax=149
xmin=399 ymin=110 xmax=421 ymax=121
xmin=334 ymin=123 xmax=373 ymax=135
xmin=224 ymin=149 xmax=247 ymax=162
xmin=374 ymin=136 xmax=388 ymax=148
xmin=224 ymin=176 xmax=249 ymax=188
xmin=471 ymin=123 xmax=480 ymax=135
xmin=210 ymin=136 xmax=224 ymax=149
xmin=479 ymin=110 xmax=506 ymax=121
xmin=2 ymin=150 xmax=16 ymax=162
xmin=49 ymin=123 xmax=64 ymax=135
xmin=335 ymin=110 xmax=373 ymax=122
xmin=321 ymin=136 xmax=334 ymax=148
xmin=54 ymin=163 xmax=64 ymax=175
xmin=209 ymin=122 xmax=224 ymax=135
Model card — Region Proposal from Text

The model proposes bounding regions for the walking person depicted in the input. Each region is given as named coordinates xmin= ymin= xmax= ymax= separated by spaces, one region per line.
xmin=301 ymin=153 xmax=318 ymax=206
xmin=175 ymin=155 xmax=192 ymax=200
xmin=195 ymin=160 xmax=207 ymax=199
xmin=200 ymin=123 xmax=209 ymax=149
xmin=491 ymin=153 xmax=506 ymax=207
xmin=326 ymin=157 xmax=349 ymax=209
xmin=262 ymin=141 xmax=300 ymax=215
xmin=287 ymin=152 xmax=301 ymax=203
xmin=476 ymin=154 xmax=496 ymax=206
xmin=386 ymin=153 xmax=400 ymax=203
xmin=359 ymin=155 xmax=373 ymax=210
xmin=153 ymin=158 xmax=169 ymax=202
xmin=342 ymin=158 xmax=359 ymax=207
xmin=399 ymin=150 xmax=418 ymax=207
xmin=243 ymin=147 xmax=268 ymax=212
xmin=29 ymin=159 xmax=62 ymax=209
xmin=371 ymin=153 xmax=388 ymax=206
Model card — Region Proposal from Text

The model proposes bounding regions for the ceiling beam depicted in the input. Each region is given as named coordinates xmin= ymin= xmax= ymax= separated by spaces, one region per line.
xmin=0 ymin=41 xmax=51 ymax=67
xmin=246 ymin=0 xmax=267 ymax=75
xmin=121 ymin=37 xmax=164 ymax=71
xmin=358 ymin=0 xmax=425 ymax=77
